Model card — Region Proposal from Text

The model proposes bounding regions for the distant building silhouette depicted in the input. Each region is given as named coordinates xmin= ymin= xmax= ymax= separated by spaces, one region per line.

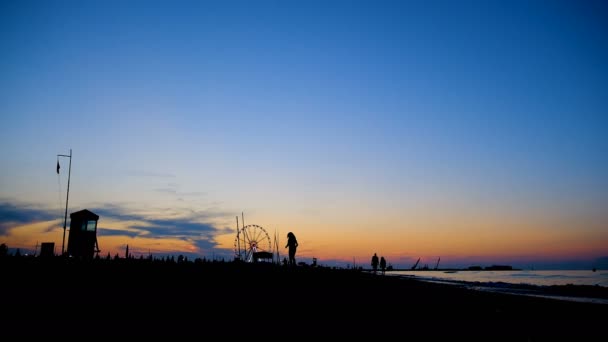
xmin=40 ymin=242 xmax=55 ymax=258
xmin=67 ymin=209 xmax=100 ymax=259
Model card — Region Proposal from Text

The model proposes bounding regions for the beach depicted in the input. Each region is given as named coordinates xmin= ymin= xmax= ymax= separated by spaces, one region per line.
xmin=3 ymin=257 xmax=607 ymax=340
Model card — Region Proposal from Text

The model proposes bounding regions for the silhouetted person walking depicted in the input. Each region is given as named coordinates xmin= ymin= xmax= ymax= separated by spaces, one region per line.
xmin=285 ymin=232 xmax=298 ymax=266
xmin=371 ymin=253 xmax=379 ymax=274
xmin=380 ymin=256 xmax=387 ymax=275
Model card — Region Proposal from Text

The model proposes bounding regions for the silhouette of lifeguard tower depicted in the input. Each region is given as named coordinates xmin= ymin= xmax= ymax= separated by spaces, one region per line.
xmin=67 ymin=209 xmax=100 ymax=258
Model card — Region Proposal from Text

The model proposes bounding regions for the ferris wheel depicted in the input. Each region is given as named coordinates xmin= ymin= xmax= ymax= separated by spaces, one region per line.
xmin=234 ymin=224 xmax=273 ymax=262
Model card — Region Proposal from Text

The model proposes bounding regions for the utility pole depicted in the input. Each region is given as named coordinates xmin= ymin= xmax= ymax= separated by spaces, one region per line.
xmin=236 ymin=216 xmax=240 ymax=260
xmin=57 ymin=149 xmax=72 ymax=256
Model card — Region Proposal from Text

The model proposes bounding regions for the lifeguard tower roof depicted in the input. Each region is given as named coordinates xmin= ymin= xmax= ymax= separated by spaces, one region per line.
xmin=70 ymin=209 xmax=99 ymax=221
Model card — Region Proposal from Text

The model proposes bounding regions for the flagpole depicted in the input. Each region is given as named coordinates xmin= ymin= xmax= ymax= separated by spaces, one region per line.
xmin=57 ymin=149 xmax=72 ymax=256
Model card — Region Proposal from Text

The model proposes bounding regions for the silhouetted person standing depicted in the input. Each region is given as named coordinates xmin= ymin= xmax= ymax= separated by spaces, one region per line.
xmin=285 ymin=232 xmax=298 ymax=266
xmin=380 ymin=256 xmax=387 ymax=275
xmin=371 ymin=253 xmax=379 ymax=274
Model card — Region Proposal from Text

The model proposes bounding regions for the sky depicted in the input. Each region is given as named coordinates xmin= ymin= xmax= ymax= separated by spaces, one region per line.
xmin=1 ymin=0 xmax=607 ymax=269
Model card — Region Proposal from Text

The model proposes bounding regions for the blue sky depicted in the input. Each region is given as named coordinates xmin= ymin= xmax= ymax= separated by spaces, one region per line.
xmin=1 ymin=0 xmax=607 ymax=268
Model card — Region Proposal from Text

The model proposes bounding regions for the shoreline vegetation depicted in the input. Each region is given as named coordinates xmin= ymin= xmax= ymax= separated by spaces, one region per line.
xmin=3 ymin=256 xmax=607 ymax=339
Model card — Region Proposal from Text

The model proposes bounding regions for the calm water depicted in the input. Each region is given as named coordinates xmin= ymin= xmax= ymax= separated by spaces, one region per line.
xmin=388 ymin=270 xmax=608 ymax=287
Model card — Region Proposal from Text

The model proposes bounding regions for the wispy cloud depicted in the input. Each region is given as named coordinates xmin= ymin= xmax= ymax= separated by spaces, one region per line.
xmin=96 ymin=228 xmax=141 ymax=238
xmin=179 ymin=192 xmax=206 ymax=197
xmin=91 ymin=204 xmax=232 ymax=243
xmin=0 ymin=200 xmax=234 ymax=257
xmin=126 ymin=170 xmax=176 ymax=178
xmin=153 ymin=183 xmax=206 ymax=198
xmin=92 ymin=203 xmax=229 ymax=223
xmin=0 ymin=201 xmax=59 ymax=235
xmin=154 ymin=188 xmax=177 ymax=194
xmin=153 ymin=188 xmax=206 ymax=197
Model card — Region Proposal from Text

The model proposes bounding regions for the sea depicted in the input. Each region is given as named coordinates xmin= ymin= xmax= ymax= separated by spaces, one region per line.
xmin=386 ymin=269 xmax=608 ymax=304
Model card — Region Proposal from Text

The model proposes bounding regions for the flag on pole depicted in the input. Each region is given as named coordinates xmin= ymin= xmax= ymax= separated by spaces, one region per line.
xmin=57 ymin=161 xmax=60 ymax=174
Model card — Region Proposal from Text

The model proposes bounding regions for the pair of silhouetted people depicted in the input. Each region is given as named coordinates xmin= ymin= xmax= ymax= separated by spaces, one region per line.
xmin=371 ymin=253 xmax=387 ymax=275
xmin=285 ymin=232 xmax=298 ymax=266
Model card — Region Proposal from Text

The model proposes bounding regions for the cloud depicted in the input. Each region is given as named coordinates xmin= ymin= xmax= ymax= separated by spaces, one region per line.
xmin=92 ymin=204 xmax=149 ymax=223
xmin=153 ymin=183 xmax=206 ymax=197
xmin=179 ymin=192 xmax=206 ymax=197
xmin=0 ymin=200 xmax=234 ymax=258
xmin=126 ymin=170 xmax=176 ymax=178
xmin=96 ymin=227 xmax=141 ymax=238
xmin=192 ymin=238 xmax=228 ymax=255
xmin=134 ymin=219 xmax=217 ymax=237
xmin=154 ymin=188 xmax=206 ymax=197
xmin=90 ymin=203 xmax=234 ymax=249
xmin=0 ymin=201 xmax=58 ymax=235
xmin=93 ymin=203 xmax=230 ymax=224
xmin=154 ymin=188 xmax=177 ymax=194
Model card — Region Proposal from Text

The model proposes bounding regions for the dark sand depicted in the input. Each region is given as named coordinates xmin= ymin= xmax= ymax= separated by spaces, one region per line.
xmin=3 ymin=258 xmax=606 ymax=340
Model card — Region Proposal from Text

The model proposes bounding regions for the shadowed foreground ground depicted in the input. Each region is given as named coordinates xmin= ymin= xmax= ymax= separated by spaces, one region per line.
xmin=3 ymin=258 xmax=606 ymax=340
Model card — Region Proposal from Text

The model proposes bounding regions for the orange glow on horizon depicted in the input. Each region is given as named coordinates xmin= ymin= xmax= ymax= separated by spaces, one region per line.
xmin=2 ymin=214 xmax=606 ymax=266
